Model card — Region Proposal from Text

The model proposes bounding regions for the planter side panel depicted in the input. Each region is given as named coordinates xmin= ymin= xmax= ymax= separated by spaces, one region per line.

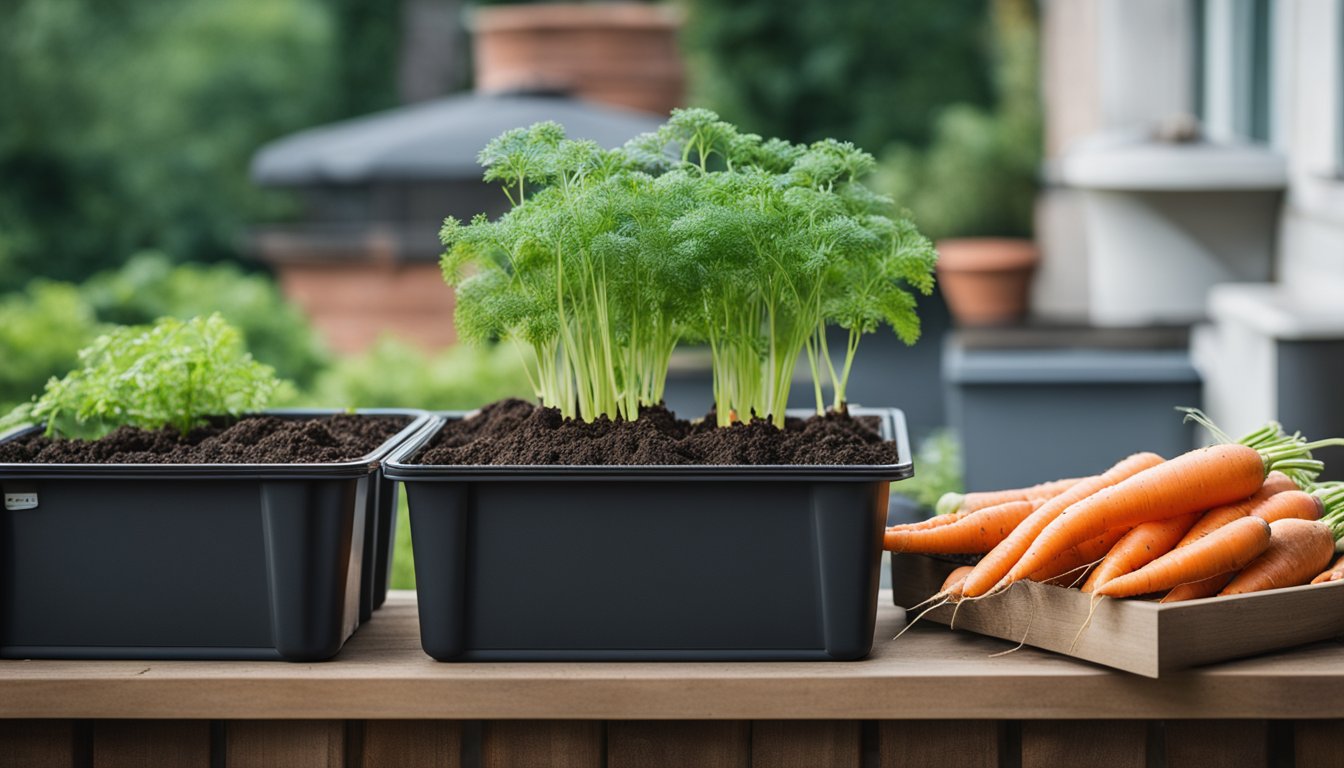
xmin=1 ymin=477 xmax=362 ymax=661
xmin=261 ymin=480 xmax=362 ymax=662
xmin=2 ymin=479 xmax=274 ymax=652
xmin=359 ymin=474 xmax=401 ymax=622
xmin=407 ymin=479 xmax=885 ymax=661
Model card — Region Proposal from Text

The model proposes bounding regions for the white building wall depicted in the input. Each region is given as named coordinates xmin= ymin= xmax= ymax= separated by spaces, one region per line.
xmin=1278 ymin=0 xmax=1344 ymax=307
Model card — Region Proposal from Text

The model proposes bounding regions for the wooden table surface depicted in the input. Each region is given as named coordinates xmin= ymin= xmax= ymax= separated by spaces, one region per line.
xmin=4 ymin=589 xmax=1343 ymax=722
xmin=5 ymin=591 xmax=1344 ymax=767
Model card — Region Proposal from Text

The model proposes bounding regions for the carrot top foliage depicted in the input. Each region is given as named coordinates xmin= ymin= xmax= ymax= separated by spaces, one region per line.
xmin=441 ymin=109 xmax=938 ymax=426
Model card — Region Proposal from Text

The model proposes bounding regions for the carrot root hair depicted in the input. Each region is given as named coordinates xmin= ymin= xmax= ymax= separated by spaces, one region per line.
xmin=1070 ymin=593 xmax=1103 ymax=653
xmin=988 ymin=601 xmax=1037 ymax=659
xmin=892 ymin=597 xmax=950 ymax=642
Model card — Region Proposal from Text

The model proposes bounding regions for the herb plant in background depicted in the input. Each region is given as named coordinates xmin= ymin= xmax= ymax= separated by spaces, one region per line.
xmin=0 ymin=314 xmax=283 ymax=440
xmin=441 ymin=109 xmax=938 ymax=428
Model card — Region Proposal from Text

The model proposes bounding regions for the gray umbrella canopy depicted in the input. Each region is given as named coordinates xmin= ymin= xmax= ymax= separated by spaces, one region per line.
xmin=251 ymin=93 xmax=666 ymax=187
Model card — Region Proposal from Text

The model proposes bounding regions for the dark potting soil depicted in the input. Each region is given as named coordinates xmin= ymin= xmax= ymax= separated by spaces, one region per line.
xmin=0 ymin=414 xmax=411 ymax=464
xmin=416 ymin=398 xmax=900 ymax=466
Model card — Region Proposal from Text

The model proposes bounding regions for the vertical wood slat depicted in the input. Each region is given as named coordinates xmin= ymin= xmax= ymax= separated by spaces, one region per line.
xmin=362 ymin=721 xmax=462 ymax=768
xmin=482 ymin=721 xmax=602 ymax=768
xmin=1165 ymin=719 xmax=1268 ymax=768
xmin=226 ymin=720 xmax=343 ymax=768
xmin=752 ymin=720 xmax=860 ymax=768
xmin=1021 ymin=720 xmax=1146 ymax=768
xmin=607 ymin=721 xmax=750 ymax=768
xmin=1295 ymin=720 xmax=1344 ymax=768
xmin=880 ymin=720 xmax=998 ymax=768
xmin=92 ymin=720 xmax=210 ymax=768
xmin=0 ymin=719 xmax=75 ymax=768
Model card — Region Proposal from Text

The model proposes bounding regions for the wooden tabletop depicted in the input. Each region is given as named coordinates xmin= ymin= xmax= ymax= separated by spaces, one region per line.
xmin=3 ymin=590 xmax=1343 ymax=721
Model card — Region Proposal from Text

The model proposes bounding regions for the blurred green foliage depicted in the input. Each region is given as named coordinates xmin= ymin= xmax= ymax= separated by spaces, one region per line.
xmin=0 ymin=282 xmax=103 ymax=414
xmin=870 ymin=0 xmax=1041 ymax=239
xmin=681 ymin=0 xmax=994 ymax=151
xmin=80 ymin=253 xmax=328 ymax=387
xmin=329 ymin=0 xmax=403 ymax=117
xmin=0 ymin=256 xmax=532 ymax=417
xmin=0 ymin=255 xmax=327 ymax=411
xmin=0 ymin=0 xmax=404 ymax=293
xmin=301 ymin=336 xmax=533 ymax=411
xmin=894 ymin=428 xmax=964 ymax=510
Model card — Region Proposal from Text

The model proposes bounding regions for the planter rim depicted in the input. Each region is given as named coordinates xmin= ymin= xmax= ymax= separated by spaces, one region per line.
xmin=383 ymin=406 xmax=912 ymax=482
xmin=0 ymin=408 xmax=432 ymax=480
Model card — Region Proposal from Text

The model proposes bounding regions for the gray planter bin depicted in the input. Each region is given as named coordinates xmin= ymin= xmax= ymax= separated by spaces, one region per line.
xmin=945 ymin=327 xmax=1199 ymax=493
xmin=383 ymin=407 xmax=913 ymax=662
xmin=0 ymin=409 xmax=430 ymax=662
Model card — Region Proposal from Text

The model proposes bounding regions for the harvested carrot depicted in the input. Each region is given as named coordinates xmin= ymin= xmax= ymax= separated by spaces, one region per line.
xmin=1251 ymin=490 xmax=1323 ymax=524
xmin=937 ymin=476 xmax=1083 ymax=516
xmin=1311 ymin=553 xmax=1344 ymax=584
xmin=887 ymin=512 xmax=967 ymax=533
xmin=1162 ymin=572 xmax=1237 ymax=602
xmin=1175 ymin=471 xmax=1298 ymax=547
xmin=1081 ymin=511 xmax=1202 ymax=593
xmin=1220 ymin=518 xmax=1336 ymax=596
xmin=957 ymin=452 xmax=1166 ymax=599
xmin=941 ymin=565 xmax=975 ymax=593
xmin=1094 ymin=516 xmax=1271 ymax=598
xmin=885 ymin=500 xmax=1038 ymax=554
xmin=1030 ymin=526 xmax=1131 ymax=587
xmin=1006 ymin=432 xmax=1330 ymax=586
xmin=1166 ymin=488 xmax=1342 ymax=598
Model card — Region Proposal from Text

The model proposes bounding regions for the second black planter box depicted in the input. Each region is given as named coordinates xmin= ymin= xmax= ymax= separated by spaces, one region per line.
xmin=384 ymin=407 xmax=912 ymax=661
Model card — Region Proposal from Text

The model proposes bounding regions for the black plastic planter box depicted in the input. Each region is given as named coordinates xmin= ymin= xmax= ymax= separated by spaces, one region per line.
xmin=0 ymin=409 xmax=429 ymax=662
xmin=384 ymin=407 xmax=912 ymax=662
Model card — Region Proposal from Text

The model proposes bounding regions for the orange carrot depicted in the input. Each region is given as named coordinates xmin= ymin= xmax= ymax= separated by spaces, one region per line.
xmin=939 ymin=476 xmax=1083 ymax=516
xmin=1251 ymin=490 xmax=1323 ymax=524
xmin=884 ymin=500 xmax=1038 ymax=554
xmin=1008 ymin=444 xmax=1279 ymax=586
xmin=1175 ymin=471 xmax=1298 ymax=547
xmin=1311 ymin=554 xmax=1344 ymax=584
xmin=957 ymin=453 xmax=1166 ymax=598
xmin=1162 ymin=572 xmax=1237 ymax=602
xmin=887 ymin=512 xmax=967 ymax=533
xmin=1030 ymin=526 xmax=1131 ymax=587
xmin=1219 ymin=519 xmax=1336 ymax=596
xmin=1094 ymin=516 xmax=1271 ymax=598
xmin=941 ymin=565 xmax=976 ymax=593
xmin=1081 ymin=511 xmax=1202 ymax=593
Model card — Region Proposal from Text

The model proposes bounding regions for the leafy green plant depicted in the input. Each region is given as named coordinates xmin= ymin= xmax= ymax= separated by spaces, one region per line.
xmin=441 ymin=109 xmax=937 ymax=427
xmin=0 ymin=314 xmax=283 ymax=439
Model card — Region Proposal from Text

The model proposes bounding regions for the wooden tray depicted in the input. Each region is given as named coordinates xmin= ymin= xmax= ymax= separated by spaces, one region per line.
xmin=890 ymin=553 xmax=1344 ymax=677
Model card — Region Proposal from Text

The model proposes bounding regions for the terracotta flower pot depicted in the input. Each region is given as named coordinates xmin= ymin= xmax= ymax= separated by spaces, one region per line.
xmin=935 ymin=238 xmax=1039 ymax=326
xmin=472 ymin=3 xmax=685 ymax=116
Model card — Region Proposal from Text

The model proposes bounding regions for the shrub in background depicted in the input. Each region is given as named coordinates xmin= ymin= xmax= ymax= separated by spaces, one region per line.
xmin=681 ymin=0 xmax=994 ymax=150
xmin=0 ymin=282 xmax=103 ymax=414
xmin=301 ymin=336 xmax=533 ymax=412
xmin=870 ymin=0 xmax=1041 ymax=240
xmin=81 ymin=253 xmax=329 ymax=387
